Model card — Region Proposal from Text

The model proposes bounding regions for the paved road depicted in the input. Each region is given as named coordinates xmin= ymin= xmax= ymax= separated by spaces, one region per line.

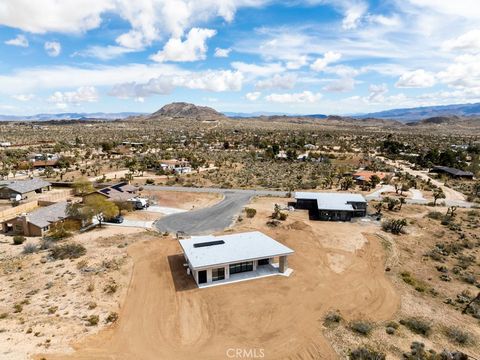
xmin=150 ymin=186 xmax=289 ymax=235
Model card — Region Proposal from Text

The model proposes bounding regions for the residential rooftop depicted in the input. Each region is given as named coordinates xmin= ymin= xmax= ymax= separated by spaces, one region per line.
xmin=431 ymin=166 xmax=474 ymax=177
xmin=295 ymin=191 xmax=366 ymax=211
xmin=179 ymin=231 xmax=294 ymax=270
xmin=2 ymin=178 xmax=51 ymax=194
xmin=26 ymin=201 xmax=68 ymax=228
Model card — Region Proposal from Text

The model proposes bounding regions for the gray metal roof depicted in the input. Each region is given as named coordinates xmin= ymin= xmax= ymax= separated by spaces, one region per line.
xmin=5 ymin=178 xmax=51 ymax=194
xmin=27 ymin=201 xmax=68 ymax=228
xmin=431 ymin=166 xmax=474 ymax=177
xmin=179 ymin=231 xmax=294 ymax=270
xmin=295 ymin=191 xmax=366 ymax=211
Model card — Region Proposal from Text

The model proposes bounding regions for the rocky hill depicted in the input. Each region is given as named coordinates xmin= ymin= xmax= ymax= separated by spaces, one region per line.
xmin=148 ymin=102 xmax=227 ymax=121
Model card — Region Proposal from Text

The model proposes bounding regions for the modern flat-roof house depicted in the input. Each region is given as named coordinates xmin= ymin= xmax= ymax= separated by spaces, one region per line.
xmin=2 ymin=201 xmax=71 ymax=236
xmin=0 ymin=178 xmax=51 ymax=200
xmin=179 ymin=231 xmax=294 ymax=287
xmin=430 ymin=166 xmax=474 ymax=179
xmin=295 ymin=192 xmax=367 ymax=221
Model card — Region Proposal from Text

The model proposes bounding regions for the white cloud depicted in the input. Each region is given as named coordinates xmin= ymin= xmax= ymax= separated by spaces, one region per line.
xmin=310 ymin=51 xmax=342 ymax=72
xmin=5 ymin=34 xmax=29 ymax=47
xmin=366 ymin=83 xmax=388 ymax=102
xmin=0 ymin=0 xmax=267 ymax=52
xmin=74 ymin=45 xmax=136 ymax=60
xmin=246 ymin=91 xmax=261 ymax=101
xmin=265 ymin=91 xmax=322 ymax=103
xmin=109 ymin=70 xmax=243 ymax=99
xmin=151 ymin=28 xmax=216 ymax=62
xmin=442 ymin=29 xmax=480 ymax=53
xmin=342 ymin=2 xmax=367 ymax=30
xmin=255 ymin=74 xmax=296 ymax=90
xmin=323 ymin=77 xmax=355 ymax=92
xmin=231 ymin=62 xmax=284 ymax=77
xmin=12 ymin=94 xmax=35 ymax=101
xmin=285 ymin=55 xmax=308 ymax=70
xmin=44 ymin=41 xmax=61 ymax=57
xmin=0 ymin=63 xmax=184 ymax=95
xmin=395 ymin=69 xmax=436 ymax=88
xmin=48 ymin=86 xmax=99 ymax=108
xmin=437 ymin=54 xmax=480 ymax=88
xmin=214 ymin=47 xmax=231 ymax=58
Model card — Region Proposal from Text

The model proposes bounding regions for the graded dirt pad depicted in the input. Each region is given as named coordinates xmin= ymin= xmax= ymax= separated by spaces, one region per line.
xmin=39 ymin=197 xmax=399 ymax=360
xmin=142 ymin=189 xmax=222 ymax=210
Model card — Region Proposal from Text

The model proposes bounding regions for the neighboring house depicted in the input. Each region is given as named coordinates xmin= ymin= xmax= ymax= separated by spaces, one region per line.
xmin=295 ymin=192 xmax=367 ymax=221
xmin=2 ymin=201 xmax=74 ymax=236
xmin=430 ymin=166 xmax=474 ymax=179
xmin=0 ymin=178 xmax=51 ymax=200
xmin=352 ymin=171 xmax=390 ymax=185
xmin=84 ymin=182 xmax=139 ymax=203
xmin=158 ymin=159 xmax=191 ymax=172
xmin=179 ymin=231 xmax=294 ymax=287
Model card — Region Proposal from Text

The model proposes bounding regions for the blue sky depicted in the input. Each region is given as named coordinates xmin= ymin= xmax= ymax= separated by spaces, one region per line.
xmin=0 ymin=0 xmax=479 ymax=115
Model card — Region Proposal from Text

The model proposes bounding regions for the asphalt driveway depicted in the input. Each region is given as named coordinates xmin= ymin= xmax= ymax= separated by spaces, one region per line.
xmin=149 ymin=186 xmax=289 ymax=235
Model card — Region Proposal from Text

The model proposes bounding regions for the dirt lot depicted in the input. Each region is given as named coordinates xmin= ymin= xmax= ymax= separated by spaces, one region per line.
xmin=0 ymin=227 xmax=152 ymax=360
xmin=141 ymin=189 xmax=221 ymax=210
xmin=37 ymin=197 xmax=399 ymax=360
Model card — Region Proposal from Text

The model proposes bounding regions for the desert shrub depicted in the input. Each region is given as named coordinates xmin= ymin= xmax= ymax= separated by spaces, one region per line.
xmin=381 ymin=218 xmax=407 ymax=234
xmin=324 ymin=310 xmax=342 ymax=325
xmin=13 ymin=235 xmax=26 ymax=245
xmin=278 ymin=212 xmax=288 ymax=221
xmin=39 ymin=239 xmax=54 ymax=250
xmin=103 ymin=279 xmax=118 ymax=294
xmin=400 ymin=318 xmax=432 ymax=336
xmin=244 ymin=208 xmax=257 ymax=218
xmin=50 ymin=243 xmax=86 ymax=260
xmin=457 ymin=255 xmax=475 ymax=270
xmin=105 ymin=312 xmax=119 ymax=323
xmin=23 ymin=243 xmax=38 ymax=254
xmin=86 ymin=282 xmax=95 ymax=292
xmin=349 ymin=320 xmax=374 ymax=336
xmin=145 ymin=178 xmax=155 ymax=185
xmin=86 ymin=314 xmax=99 ymax=326
xmin=426 ymin=211 xmax=443 ymax=220
xmin=13 ymin=303 xmax=23 ymax=313
xmin=444 ymin=326 xmax=473 ymax=345
xmin=400 ymin=272 xmax=428 ymax=292
xmin=349 ymin=347 xmax=385 ymax=360
xmin=48 ymin=306 xmax=58 ymax=314
xmin=0 ymin=313 xmax=8 ymax=319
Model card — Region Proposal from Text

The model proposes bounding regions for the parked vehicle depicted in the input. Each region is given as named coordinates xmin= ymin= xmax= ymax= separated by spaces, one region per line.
xmin=105 ymin=215 xmax=124 ymax=224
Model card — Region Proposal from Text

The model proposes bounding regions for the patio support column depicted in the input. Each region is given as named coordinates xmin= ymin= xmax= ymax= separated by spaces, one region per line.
xmin=279 ymin=256 xmax=288 ymax=273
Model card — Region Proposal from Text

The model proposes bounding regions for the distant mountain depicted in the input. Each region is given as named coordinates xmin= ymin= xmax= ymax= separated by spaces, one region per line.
xmin=148 ymin=102 xmax=227 ymax=121
xmin=0 ymin=112 xmax=144 ymax=121
xmin=357 ymin=102 xmax=480 ymax=122
xmin=225 ymin=111 xmax=327 ymax=118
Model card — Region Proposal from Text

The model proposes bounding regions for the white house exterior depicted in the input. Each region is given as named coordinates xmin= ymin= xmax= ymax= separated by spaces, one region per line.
xmin=179 ymin=231 xmax=294 ymax=287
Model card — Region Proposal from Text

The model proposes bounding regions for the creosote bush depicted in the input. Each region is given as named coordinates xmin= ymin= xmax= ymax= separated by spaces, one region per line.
xmin=349 ymin=320 xmax=374 ymax=336
xmin=444 ymin=326 xmax=473 ymax=345
xmin=13 ymin=235 xmax=26 ymax=245
xmin=349 ymin=347 xmax=385 ymax=360
xmin=324 ymin=310 xmax=342 ymax=325
xmin=50 ymin=243 xmax=86 ymax=260
xmin=244 ymin=207 xmax=257 ymax=218
xmin=400 ymin=318 xmax=432 ymax=336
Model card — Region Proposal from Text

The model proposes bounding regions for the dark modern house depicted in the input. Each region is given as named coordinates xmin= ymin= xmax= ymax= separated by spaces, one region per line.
xmin=430 ymin=166 xmax=474 ymax=179
xmin=295 ymin=192 xmax=367 ymax=221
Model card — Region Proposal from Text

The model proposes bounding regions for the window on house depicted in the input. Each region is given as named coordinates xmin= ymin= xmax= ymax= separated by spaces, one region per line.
xmin=229 ymin=261 xmax=253 ymax=275
xmin=212 ymin=267 xmax=225 ymax=281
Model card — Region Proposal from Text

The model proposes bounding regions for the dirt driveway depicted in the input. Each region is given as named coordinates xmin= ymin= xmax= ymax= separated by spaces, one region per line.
xmin=40 ymin=198 xmax=399 ymax=360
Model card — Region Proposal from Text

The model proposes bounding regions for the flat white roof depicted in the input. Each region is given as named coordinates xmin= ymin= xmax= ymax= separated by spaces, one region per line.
xmin=295 ymin=191 xmax=366 ymax=211
xmin=179 ymin=231 xmax=294 ymax=270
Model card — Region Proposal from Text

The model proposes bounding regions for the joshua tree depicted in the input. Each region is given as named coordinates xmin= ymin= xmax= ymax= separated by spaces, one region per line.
xmin=433 ymin=188 xmax=446 ymax=206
